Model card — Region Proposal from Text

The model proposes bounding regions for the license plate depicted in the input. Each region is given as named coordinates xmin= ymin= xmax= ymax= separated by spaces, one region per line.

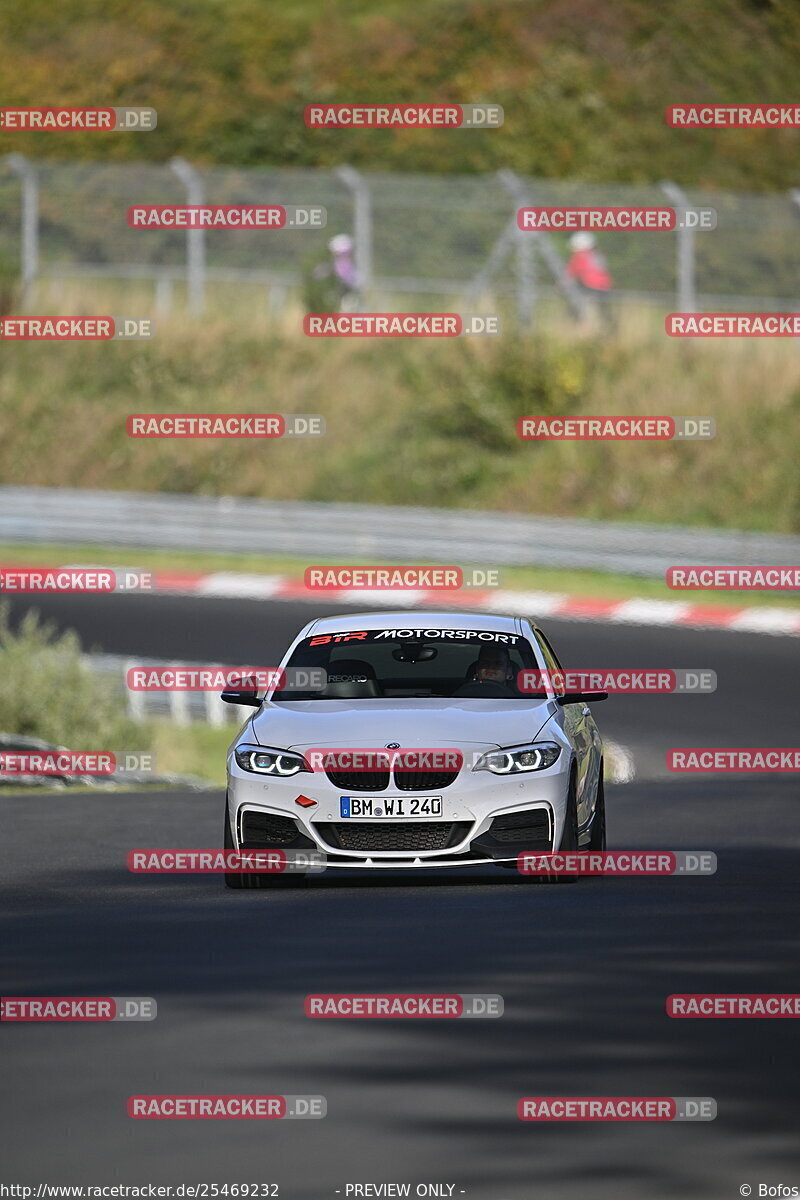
xmin=339 ymin=796 xmax=443 ymax=819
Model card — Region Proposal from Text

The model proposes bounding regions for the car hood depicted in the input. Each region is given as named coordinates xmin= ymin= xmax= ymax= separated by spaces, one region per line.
xmin=250 ymin=697 xmax=555 ymax=752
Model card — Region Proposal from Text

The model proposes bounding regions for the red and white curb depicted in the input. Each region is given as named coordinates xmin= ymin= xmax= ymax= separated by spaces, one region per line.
xmin=21 ymin=568 xmax=796 ymax=636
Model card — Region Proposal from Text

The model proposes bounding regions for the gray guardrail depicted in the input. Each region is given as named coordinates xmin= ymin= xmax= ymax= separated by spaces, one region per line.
xmin=0 ymin=486 xmax=798 ymax=578
xmin=90 ymin=653 xmax=240 ymax=726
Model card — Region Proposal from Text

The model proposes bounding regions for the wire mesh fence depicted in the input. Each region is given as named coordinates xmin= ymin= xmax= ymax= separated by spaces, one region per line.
xmin=2 ymin=155 xmax=800 ymax=318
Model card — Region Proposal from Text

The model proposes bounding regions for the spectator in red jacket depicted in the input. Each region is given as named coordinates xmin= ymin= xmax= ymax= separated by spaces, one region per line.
xmin=566 ymin=233 xmax=615 ymax=330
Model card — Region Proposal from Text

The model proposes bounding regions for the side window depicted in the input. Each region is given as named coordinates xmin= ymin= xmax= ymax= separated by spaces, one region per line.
xmin=535 ymin=629 xmax=565 ymax=672
xmin=533 ymin=629 xmax=565 ymax=695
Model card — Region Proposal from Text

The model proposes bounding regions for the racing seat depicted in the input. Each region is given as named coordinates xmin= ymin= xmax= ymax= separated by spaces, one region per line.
xmin=322 ymin=658 xmax=382 ymax=698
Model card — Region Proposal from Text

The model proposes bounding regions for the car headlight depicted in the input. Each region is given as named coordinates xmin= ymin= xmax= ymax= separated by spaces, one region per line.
xmin=234 ymin=745 xmax=311 ymax=776
xmin=473 ymin=742 xmax=561 ymax=775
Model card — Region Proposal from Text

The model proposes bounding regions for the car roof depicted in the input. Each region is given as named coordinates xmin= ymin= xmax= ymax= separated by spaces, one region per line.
xmin=305 ymin=611 xmax=523 ymax=635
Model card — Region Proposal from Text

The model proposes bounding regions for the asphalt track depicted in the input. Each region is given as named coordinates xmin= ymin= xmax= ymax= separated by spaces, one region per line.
xmin=2 ymin=594 xmax=799 ymax=1199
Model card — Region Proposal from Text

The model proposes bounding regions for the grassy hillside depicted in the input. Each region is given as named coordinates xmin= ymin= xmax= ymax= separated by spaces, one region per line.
xmin=0 ymin=0 xmax=798 ymax=187
xmin=0 ymin=301 xmax=797 ymax=533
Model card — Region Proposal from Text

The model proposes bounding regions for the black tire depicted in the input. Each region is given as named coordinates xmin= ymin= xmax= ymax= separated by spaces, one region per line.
xmin=223 ymin=804 xmax=302 ymax=890
xmin=588 ymin=765 xmax=606 ymax=851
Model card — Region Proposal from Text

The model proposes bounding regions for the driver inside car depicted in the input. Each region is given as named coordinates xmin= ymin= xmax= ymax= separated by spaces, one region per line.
xmin=474 ymin=645 xmax=515 ymax=686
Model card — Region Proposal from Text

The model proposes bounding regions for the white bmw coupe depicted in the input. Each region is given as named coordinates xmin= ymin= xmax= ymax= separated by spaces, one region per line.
xmin=222 ymin=611 xmax=607 ymax=886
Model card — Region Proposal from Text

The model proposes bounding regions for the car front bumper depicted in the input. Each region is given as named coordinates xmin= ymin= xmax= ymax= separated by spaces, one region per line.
xmin=226 ymin=751 xmax=573 ymax=870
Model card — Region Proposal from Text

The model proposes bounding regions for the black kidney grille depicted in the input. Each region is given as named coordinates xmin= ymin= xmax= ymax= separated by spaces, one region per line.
xmin=324 ymin=768 xmax=460 ymax=792
xmin=324 ymin=769 xmax=390 ymax=791
xmin=394 ymin=769 xmax=460 ymax=791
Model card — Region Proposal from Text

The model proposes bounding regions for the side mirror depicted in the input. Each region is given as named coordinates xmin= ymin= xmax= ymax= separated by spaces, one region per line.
xmin=556 ymin=690 xmax=609 ymax=705
xmin=221 ymin=680 xmax=262 ymax=707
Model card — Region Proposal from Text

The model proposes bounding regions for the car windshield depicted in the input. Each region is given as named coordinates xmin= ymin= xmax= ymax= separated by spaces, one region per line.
xmin=272 ymin=626 xmax=541 ymax=701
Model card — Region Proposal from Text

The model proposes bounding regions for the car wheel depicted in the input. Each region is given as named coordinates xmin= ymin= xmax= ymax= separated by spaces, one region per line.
xmin=223 ymin=803 xmax=302 ymax=890
xmin=588 ymin=764 xmax=606 ymax=851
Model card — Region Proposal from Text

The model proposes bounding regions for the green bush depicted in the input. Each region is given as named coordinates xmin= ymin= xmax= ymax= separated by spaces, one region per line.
xmin=408 ymin=336 xmax=592 ymax=449
xmin=310 ymin=335 xmax=594 ymax=505
xmin=0 ymin=602 xmax=151 ymax=751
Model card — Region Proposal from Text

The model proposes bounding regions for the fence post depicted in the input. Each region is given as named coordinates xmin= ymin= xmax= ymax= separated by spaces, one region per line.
xmin=497 ymin=170 xmax=537 ymax=326
xmin=3 ymin=154 xmax=39 ymax=307
xmin=498 ymin=169 xmax=587 ymax=323
xmin=169 ymin=158 xmax=206 ymax=316
xmin=204 ymin=688 xmax=228 ymax=727
xmin=467 ymin=214 xmax=517 ymax=303
xmin=168 ymin=663 xmax=191 ymax=726
xmin=336 ymin=165 xmax=372 ymax=309
xmin=154 ymin=275 xmax=173 ymax=317
xmin=125 ymin=661 xmax=147 ymax=723
xmin=660 ymin=180 xmax=696 ymax=313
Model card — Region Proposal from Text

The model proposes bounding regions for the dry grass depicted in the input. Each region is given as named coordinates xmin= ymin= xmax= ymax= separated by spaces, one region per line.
xmin=1 ymin=284 xmax=798 ymax=532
